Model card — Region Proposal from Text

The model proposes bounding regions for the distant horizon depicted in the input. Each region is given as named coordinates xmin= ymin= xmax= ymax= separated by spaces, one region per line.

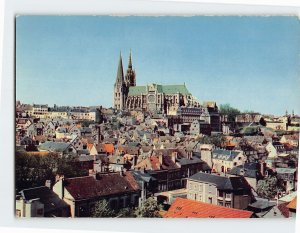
xmin=16 ymin=16 xmax=300 ymax=116
xmin=16 ymin=98 xmax=297 ymax=117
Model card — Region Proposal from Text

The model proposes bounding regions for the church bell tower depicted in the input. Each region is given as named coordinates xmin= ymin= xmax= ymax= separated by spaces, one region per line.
xmin=113 ymin=52 xmax=126 ymax=110
xmin=125 ymin=49 xmax=136 ymax=87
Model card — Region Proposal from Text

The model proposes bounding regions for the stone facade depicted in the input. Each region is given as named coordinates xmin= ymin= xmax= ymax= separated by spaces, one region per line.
xmin=113 ymin=51 xmax=199 ymax=114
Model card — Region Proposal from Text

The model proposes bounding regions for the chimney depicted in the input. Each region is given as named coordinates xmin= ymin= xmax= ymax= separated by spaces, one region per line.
xmin=171 ymin=151 xmax=177 ymax=163
xmin=159 ymin=153 xmax=163 ymax=165
xmin=133 ymin=155 xmax=138 ymax=166
xmin=260 ymin=161 xmax=266 ymax=176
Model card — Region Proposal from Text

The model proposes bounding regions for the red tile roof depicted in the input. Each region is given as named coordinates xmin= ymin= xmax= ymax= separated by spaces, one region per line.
xmin=150 ymin=156 xmax=161 ymax=170
xmin=96 ymin=143 xmax=115 ymax=154
xmin=103 ymin=143 xmax=114 ymax=154
xmin=287 ymin=197 xmax=297 ymax=210
xmin=164 ymin=198 xmax=254 ymax=218
xmin=87 ymin=143 xmax=94 ymax=151
xmin=277 ymin=202 xmax=290 ymax=218
xmin=64 ymin=172 xmax=140 ymax=200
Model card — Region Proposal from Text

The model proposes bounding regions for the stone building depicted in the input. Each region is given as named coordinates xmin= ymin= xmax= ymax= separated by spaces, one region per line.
xmin=187 ymin=172 xmax=253 ymax=210
xmin=113 ymin=51 xmax=198 ymax=114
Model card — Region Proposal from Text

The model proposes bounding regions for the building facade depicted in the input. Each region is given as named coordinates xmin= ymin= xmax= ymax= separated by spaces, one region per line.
xmin=187 ymin=172 xmax=253 ymax=210
xmin=113 ymin=51 xmax=198 ymax=114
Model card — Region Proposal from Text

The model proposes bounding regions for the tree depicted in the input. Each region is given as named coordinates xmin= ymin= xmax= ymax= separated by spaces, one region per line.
xmin=219 ymin=104 xmax=241 ymax=122
xmin=256 ymin=175 xmax=283 ymax=199
xmin=90 ymin=200 xmax=116 ymax=217
xmin=15 ymin=151 xmax=88 ymax=192
xmin=134 ymin=196 xmax=162 ymax=218
xmin=199 ymin=135 xmax=226 ymax=148
xmin=259 ymin=117 xmax=267 ymax=127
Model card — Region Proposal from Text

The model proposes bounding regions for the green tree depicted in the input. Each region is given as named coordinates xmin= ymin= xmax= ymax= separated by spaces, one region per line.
xmin=134 ymin=196 xmax=162 ymax=218
xmin=90 ymin=200 xmax=116 ymax=217
xmin=15 ymin=151 xmax=88 ymax=192
xmin=256 ymin=175 xmax=283 ymax=199
xmin=199 ymin=135 xmax=226 ymax=148
xmin=219 ymin=104 xmax=241 ymax=122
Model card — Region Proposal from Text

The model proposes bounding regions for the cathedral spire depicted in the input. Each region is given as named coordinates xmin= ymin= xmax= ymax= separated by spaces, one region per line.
xmin=125 ymin=49 xmax=136 ymax=87
xmin=116 ymin=51 xmax=124 ymax=85
xmin=128 ymin=49 xmax=133 ymax=69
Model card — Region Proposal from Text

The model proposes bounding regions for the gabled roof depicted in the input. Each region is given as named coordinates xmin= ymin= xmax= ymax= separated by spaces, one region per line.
xmin=128 ymin=84 xmax=191 ymax=96
xmin=228 ymin=162 xmax=260 ymax=178
xmin=19 ymin=186 xmax=69 ymax=214
xmin=286 ymin=197 xmax=297 ymax=210
xmin=38 ymin=141 xmax=72 ymax=153
xmin=96 ymin=143 xmax=115 ymax=154
xmin=128 ymin=86 xmax=147 ymax=96
xmin=64 ymin=172 xmax=140 ymax=200
xmin=275 ymin=168 xmax=296 ymax=174
xmin=132 ymin=170 xmax=156 ymax=183
xmin=164 ymin=198 xmax=254 ymax=218
xmin=277 ymin=202 xmax=290 ymax=218
xmin=212 ymin=149 xmax=242 ymax=161
xmin=189 ymin=172 xmax=251 ymax=191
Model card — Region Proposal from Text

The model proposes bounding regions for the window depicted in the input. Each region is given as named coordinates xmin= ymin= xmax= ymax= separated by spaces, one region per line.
xmin=208 ymin=197 xmax=213 ymax=204
xmin=110 ymin=200 xmax=117 ymax=209
xmin=208 ymin=185 xmax=213 ymax=193
xmin=225 ymin=193 xmax=231 ymax=199
xmin=199 ymin=184 xmax=203 ymax=192
xmin=16 ymin=209 xmax=21 ymax=217
xmin=37 ymin=208 xmax=43 ymax=216
xmin=225 ymin=201 xmax=231 ymax=208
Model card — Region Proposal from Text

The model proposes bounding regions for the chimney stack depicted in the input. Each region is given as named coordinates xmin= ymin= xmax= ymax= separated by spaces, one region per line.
xmin=55 ymin=174 xmax=64 ymax=183
xmin=260 ymin=161 xmax=266 ymax=176
xmin=133 ymin=155 xmax=138 ymax=167
xmin=159 ymin=153 xmax=163 ymax=165
xmin=171 ymin=151 xmax=178 ymax=163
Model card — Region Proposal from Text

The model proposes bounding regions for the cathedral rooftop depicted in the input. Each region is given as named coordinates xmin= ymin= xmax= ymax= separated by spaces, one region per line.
xmin=128 ymin=84 xmax=191 ymax=96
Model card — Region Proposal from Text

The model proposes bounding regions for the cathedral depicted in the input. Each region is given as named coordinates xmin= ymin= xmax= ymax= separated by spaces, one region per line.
xmin=113 ymin=51 xmax=200 ymax=114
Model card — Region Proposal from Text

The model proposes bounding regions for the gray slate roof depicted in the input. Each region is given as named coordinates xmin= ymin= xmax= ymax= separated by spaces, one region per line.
xmin=212 ymin=149 xmax=241 ymax=161
xmin=19 ymin=186 xmax=69 ymax=215
xmin=189 ymin=172 xmax=251 ymax=191
xmin=229 ymin=162 xmax=260 ymax=178
xmin=38 ymin=141 xmax=72 ymax=153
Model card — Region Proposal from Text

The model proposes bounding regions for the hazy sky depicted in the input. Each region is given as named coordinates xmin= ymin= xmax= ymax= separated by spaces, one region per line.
xmin=16 ymin=16 xmax=300 ymax=115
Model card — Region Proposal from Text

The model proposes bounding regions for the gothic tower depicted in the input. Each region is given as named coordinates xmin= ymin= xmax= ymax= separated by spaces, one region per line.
xmin=113 ymin=52 xmax=126 ymax=110
xmin=125 ymin=50 xmax=136 ymax=87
